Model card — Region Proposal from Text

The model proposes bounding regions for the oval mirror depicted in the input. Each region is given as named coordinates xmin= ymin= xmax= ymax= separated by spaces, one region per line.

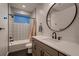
xmin=46 ymin=3 xmax=77 ymax=32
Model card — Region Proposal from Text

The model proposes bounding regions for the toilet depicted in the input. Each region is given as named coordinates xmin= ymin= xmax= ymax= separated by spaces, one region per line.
xmin=25 ymin=42 xmax=32 ymax=54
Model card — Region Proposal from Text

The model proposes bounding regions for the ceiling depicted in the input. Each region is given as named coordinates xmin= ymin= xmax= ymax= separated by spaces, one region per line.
xmin=10 ymin=3 xmax=43 ymax=13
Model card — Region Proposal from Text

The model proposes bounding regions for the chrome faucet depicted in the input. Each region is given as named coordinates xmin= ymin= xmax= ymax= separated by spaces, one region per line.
xmin=52 ymin=32 xmax=57 ymax=39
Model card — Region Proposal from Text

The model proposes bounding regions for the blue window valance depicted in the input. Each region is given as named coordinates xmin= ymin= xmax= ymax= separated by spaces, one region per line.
xmin=14 ymin=15 xmax=30 ymax=23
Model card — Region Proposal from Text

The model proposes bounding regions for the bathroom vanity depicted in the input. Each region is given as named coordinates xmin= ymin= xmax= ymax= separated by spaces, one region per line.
xmin=32 ymin=36 xmax=66 ymax=56
xmin=32 ymin=38 xmax=66 ymax=56
xmin=32 ymin=36 xmax=79 ymax=56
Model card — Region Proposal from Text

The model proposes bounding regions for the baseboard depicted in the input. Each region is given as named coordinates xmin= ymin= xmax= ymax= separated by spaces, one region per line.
xmin=6 ymin=52 xmax=9 ymax=56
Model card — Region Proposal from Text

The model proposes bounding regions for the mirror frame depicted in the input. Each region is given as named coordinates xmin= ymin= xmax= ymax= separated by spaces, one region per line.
xmin=46 ymin=3 xmax=77 ymax=32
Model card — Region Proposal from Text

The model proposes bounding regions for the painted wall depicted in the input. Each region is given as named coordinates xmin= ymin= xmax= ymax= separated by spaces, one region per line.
xmin=31 ymin=3 xmax=52 ymax=36
xmin=0 ymin=3 xmax=8 ymax=56
xmin=32 ymin=3 xmax=79 ymax=44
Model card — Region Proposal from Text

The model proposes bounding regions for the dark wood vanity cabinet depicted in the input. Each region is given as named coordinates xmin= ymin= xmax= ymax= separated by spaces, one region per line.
xmin=32 ymin=39 xmax=66 ymax=56
xmin=32 ymin=39 xmax=44 ymax=56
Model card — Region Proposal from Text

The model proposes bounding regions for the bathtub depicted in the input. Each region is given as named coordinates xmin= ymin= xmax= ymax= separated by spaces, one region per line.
xmin=9 ymin=39 xmax=30 ymax=53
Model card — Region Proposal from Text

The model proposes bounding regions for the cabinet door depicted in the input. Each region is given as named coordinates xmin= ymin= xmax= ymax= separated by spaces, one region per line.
xmin=36 ymin=45 xmax=46 ymax=56
xmin=32 ymin=40 xmax=43 ymax=56
xmin=32 ymin=40 xmax=37 ymax=56
xmin=36 ymin=46 xmax=42 ymax=56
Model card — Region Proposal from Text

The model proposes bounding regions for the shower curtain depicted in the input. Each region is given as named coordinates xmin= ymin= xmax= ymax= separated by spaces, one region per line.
xmin=12 ymin=15 xmax=31 ymax=41
xmin=13 ymin=23 xmax=30 ymax=41
xmin=29 ymin=19 xmax=36 ymax=41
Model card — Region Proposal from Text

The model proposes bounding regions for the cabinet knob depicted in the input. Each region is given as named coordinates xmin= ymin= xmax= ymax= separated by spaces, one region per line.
xmin=41 ymin=50 xmax=44 ymax=56
xmin=58 ymin=37 xmax=62 ymax=40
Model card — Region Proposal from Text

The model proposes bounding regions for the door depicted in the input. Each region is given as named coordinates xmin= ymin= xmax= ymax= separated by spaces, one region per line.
xmin=0 ymin=3 xmax=8 ymax=56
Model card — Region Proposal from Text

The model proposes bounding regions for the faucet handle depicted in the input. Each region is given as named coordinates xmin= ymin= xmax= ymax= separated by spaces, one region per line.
xmin=58 ymin=36 xmax=62 ymax=40
xmin=52 ymin=36 xmax=54 ymax=39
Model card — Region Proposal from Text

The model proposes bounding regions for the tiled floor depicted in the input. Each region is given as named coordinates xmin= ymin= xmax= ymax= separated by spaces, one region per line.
xmin=8 ymin=49 xmax=32 ymax=56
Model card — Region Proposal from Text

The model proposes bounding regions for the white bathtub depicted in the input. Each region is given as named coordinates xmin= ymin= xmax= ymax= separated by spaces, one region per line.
xmin=9 ymin=39 xmax=30 ymax=53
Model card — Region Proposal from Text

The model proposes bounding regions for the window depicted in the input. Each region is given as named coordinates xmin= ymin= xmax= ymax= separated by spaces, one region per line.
xmin=14 ymin=15 xmax=30 ymax=23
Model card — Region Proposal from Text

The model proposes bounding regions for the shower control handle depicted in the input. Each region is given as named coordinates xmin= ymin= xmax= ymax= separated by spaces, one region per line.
xmin=0 ymin=28 xmax=5 ymax=30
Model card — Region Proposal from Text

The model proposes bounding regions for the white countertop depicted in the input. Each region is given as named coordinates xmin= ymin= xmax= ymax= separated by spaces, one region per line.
xmin=32 ymin=36 xmax=79 ymax=56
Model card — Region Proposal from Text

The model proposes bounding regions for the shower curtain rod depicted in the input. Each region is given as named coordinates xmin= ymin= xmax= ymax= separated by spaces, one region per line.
xmin=8 ymin=14 xmax=36 ymax=19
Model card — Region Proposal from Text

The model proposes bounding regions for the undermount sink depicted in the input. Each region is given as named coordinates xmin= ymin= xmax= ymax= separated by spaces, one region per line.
xmin=33 ymin=36 xmax=61 ymax=43
xmin=41 ymin=37 xmax=60 ymax=43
